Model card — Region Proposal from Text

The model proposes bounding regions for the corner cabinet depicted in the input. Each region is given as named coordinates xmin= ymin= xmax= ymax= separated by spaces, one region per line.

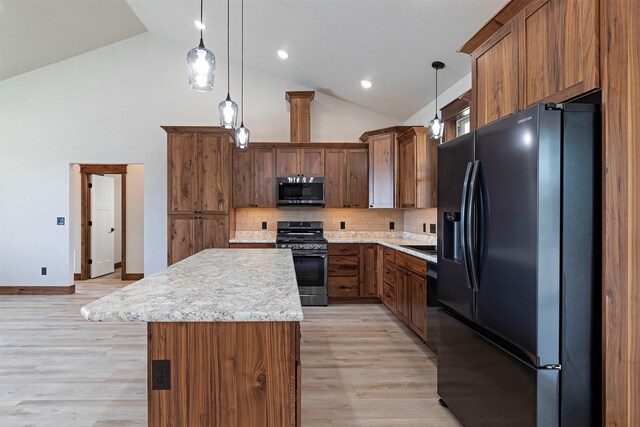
xmin=469 ymin=0 xmax=599 ymax=128
xmin=397 ymin=127 xmax=437 ymax=209
xmin=232 ymin=148 xmax=276 ymax=208
xmin=164 ymin=126 xmax=233 ymax=266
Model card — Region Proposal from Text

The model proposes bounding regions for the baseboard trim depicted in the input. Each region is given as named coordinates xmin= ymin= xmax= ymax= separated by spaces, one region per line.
xmin=328 ymin=297 xmax=382 ymax=304
xmin=74 ymin=273 xmax=81 ymax=281
xmin=0 ymin=285 xmax=76 ymax=295
xmin=122 ymin=273 xmax=144 ymax=281
xmin=114 ymin=262 xmax=122 ymax=269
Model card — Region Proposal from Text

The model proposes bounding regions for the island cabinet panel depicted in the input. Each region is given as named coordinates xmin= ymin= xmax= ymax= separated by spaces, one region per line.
xmin=276 ymin=148 xmax=325 ymax=177
xmin=168 ymin=215 xmax=229 ymax=265
xmin=148 ymin=321 xmax=300 ymax=427
xmin=232 ymin=148 xmax=276 ymax=208
xmin=472 ymin=22 xmax=519 ymax=129
xmin=168 ymin=131 xmax=231 ymax=215
xmin=397 ymin=128 xmax=437 ymax=209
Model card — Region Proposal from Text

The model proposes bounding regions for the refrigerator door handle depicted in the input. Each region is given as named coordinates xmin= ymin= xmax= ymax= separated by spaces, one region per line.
xmin=467 ymin=160 xmax=481 ymax=292
xmin=460 ymin=162 xmax=474 ymax=290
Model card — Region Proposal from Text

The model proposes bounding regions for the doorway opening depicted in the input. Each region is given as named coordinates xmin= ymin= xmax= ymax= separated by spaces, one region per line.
xmin=71 ymin=164 xmax=144 ymax=281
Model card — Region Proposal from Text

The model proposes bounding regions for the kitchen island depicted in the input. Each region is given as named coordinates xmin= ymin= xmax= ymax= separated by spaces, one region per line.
xmin=81 ymin=249 xmax=303 ymax=427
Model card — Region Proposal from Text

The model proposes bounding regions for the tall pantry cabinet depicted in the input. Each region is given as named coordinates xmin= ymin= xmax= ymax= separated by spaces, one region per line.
xmin=163 ymin=127 xmax=233 ymax=265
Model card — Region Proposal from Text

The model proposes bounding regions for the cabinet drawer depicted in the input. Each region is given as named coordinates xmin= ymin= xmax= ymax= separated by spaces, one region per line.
xmin=328 ymin=244 xmax=360 ymax=256
xmin=383 ymin=247 xmax=395 ymax=263
xmin=229 ymin=243 xmax=275 ymax=248
xmin=383 ymin=261 xmax=396 ymax=285
xmin=395 ymin=251 xmax=427 ymax=276
xmin=328 ymin=256 xmax=359 ymax=277
xmin=383 ymin=281 xmax=397 ymax=311
xmin=328 ymin=277 xmax=359 ymax=297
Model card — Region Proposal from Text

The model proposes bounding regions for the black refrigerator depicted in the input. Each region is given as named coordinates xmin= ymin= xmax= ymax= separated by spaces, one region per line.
xmin=436 ymin=103 xmax=601 ymax=427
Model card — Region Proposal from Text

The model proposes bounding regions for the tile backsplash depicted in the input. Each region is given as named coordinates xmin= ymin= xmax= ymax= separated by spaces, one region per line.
xmin=234 ymin=207 xmax=437 ymax=236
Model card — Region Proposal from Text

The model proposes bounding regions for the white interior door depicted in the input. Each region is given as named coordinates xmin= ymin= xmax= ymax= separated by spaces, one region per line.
xmin=90 ymin=174 xmax=115 ymax=278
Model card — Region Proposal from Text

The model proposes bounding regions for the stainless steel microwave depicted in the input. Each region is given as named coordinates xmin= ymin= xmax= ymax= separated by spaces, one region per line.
xmin=277 ymin=177 xmax=325 ymax=206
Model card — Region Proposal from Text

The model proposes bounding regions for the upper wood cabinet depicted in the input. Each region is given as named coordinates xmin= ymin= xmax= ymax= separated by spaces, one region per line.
xmin=472 ymin=22 xmax=520 ymax=129
xmin=232 ymin=148 xmax=276 ymax=208
xmin=276 ymin=148 xmax=324 ymax=177
xmin=167 ymin=130 xmax=231 ymax=214
xmin=367 ymin=134 xmax=395 ymax=208
xmin=468 ymin=0 xmax=599 ymax=128
xmin=397 ymin=127 xmax=437 ymax=209
xmin=324 ymin=148 xmax=368 ymax=208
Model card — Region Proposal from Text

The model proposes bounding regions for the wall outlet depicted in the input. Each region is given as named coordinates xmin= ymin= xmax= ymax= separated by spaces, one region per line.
xmin=340 ymin=221 xmax=346 ymax=230
xmin=41 ymin=267 xmax=47 ymax=275
xmin=389 ymin=221 xmax=395 ymax=230
xmin=430 ymin=224 xmax=437 ymax=234
xmin=152 ymin=360 xmax=171 ymax=390
xmin=423 ymin=223 xmax=426 ymax=233
xmin=57 ymin=217 xmax=65 ymax=225
xmin=261 ymin=221 xmax=267 ymax=230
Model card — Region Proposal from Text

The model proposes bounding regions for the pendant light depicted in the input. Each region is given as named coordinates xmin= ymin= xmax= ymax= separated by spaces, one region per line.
xmin=218 ymin=0 xmax=238 ymax=128
xmin=428 ymin=61 xmax=445 ymax=140
xmin=235 ymin=0 xmax=250 ymax=148
xmin=187 ymin=0 xmax=216 ymax=92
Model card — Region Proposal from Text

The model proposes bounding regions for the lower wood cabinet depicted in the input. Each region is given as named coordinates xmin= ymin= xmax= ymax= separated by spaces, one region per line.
xmin=229 ymin=243 xmax=275 ymax=248
xmin=380 ymin=246 xmax=428 ymax=342
xmin=328 ymin=243 xmax=378 ymax=301
xmin=168 ymin=215 xmax=229 ymax=265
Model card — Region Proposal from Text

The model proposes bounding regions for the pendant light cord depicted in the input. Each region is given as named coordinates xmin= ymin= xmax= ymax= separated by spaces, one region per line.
xmin=435 ymin=67 xmax=438 ymax=114
xmin=200 ymin=0 xmax=204 ymax=41
xmin=226 ymin=0 xmax=230 ymax=94
xmin=240 ymin=0 xmax=244 ymax=123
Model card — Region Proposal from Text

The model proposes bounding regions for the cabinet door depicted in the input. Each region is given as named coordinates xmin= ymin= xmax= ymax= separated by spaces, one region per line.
xmin=346 ymin=149 xmax=368 ymax=208
xmin=199 ymin=215 xmax=229 ymax=251
xmin=473 ymin=22 xmax=519 ymax=128
xmin=369 ymin=134 xmax=395 ymax=208
xmin=398 ymin=138 xmax=416 ymax=208
xmin=168 ymin=215 xmax=196 ymax=265
xmin=395 ymin=269 xmax=410 ymax=324
xmin=324 ymin=149 xmax=346 ymax=208
xmin=360 ymin=244 xmax=378 ymax=297
xmin=200 ymin=133 xmax=230 ymax=214
xmin=232 ymin=149 xmax=254 ymax=208
xmin=253 ymin=148 xmax=276 ymax=207
xmin=409 ymin=272 xmax=427 ymax=341
xmin=168 ymin=133 xmax=199 ymax=214
xmin=520 ymin=0 xmax=599 ymax=107
xmin=300 ymin=148 xmax=325 ymax=177
xmin=276 ymin=148 xmax=300 ymax=176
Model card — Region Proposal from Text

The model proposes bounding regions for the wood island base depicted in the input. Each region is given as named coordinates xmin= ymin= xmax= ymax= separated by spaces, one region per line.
xmin=147 ymin=321 xmax=301 ymax=426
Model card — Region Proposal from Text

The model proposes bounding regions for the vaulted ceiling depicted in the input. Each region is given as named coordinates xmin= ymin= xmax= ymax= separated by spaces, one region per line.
xmin=0 ymin=0 xmax=507 ymax=120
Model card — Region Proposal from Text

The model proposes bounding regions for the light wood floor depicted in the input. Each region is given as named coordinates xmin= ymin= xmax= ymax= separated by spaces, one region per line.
xmin=0 ymin=279 xmax=461 ymax=427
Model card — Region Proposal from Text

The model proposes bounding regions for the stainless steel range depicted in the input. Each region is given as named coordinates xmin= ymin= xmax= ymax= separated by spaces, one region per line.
xmin=276 ymin=221 xmax=328 ymax=306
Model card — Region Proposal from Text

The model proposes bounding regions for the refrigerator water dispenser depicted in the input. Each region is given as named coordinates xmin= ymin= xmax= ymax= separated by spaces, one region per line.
xmin=443 ymin=212 xmax=462 ymax=261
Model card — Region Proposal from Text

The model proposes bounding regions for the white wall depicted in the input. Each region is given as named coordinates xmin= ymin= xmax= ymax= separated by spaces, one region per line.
xmin=125 ymin=165 xmax=144 ymax=274
xmin=404 ymin=73 xmax=472 ymax=125
xmin=0 ymin=32 xmax=399 ymax=287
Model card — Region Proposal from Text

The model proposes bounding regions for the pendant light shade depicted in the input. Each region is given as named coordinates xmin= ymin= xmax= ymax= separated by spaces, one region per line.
xmin=218 ymin=0 xmax=238 ymax=128
xmin=235 ymin=0 xmax=250 ymax=148
xmin=187 ymin=0 xmax=216 ymax=92
xmin=428 ymin=61 xmax=445 ymax=140
xmin=236 ymin=122 xmax=250 ymax=149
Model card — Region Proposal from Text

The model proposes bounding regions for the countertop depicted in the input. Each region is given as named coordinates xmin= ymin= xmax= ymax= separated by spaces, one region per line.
xmin=230 ymin=231 xmax=438 ymax=264
xmin=81 ymin=249 xmax=303 ymax=323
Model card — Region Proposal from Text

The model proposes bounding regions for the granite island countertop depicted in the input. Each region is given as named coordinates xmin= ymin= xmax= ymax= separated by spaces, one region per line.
xmin=81 ymin=249 xmax=303 ymax=323
xmin=230 ymin=231 xmax=438 ymax=263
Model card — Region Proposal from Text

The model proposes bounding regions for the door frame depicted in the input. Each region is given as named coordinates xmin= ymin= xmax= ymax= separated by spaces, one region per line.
xmin=79 ymin=164 xmax=129 ymax=280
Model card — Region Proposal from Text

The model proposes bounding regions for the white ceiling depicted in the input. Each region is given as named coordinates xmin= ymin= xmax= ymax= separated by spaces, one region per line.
xmin=1 ymin=0 xmax=507 ymax=121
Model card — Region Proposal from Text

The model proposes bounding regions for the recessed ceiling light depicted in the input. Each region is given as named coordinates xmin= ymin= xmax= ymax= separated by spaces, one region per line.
xmin=194 ymin=20 xmax=206 ymax=30
xmin=277 ymin=49 xmax=289 ymax=59
xmin=360 ymin=79 xmax=372 ymax=89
